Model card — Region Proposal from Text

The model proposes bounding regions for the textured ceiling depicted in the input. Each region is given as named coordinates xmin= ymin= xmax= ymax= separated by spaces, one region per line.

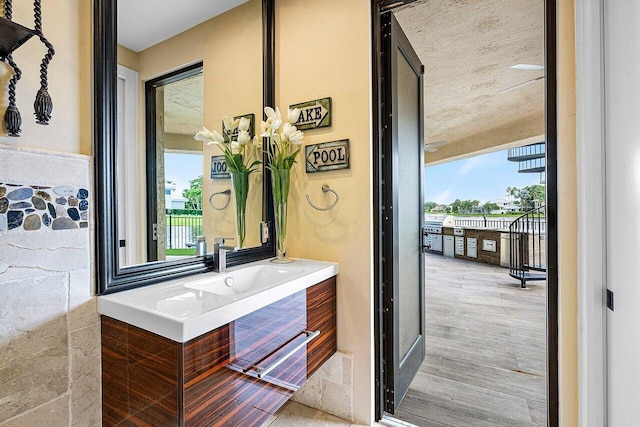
xmin=394 ymin=0 xmax=544 ymax=151
xmin=163 ymin=74 xmax=203 ymax=136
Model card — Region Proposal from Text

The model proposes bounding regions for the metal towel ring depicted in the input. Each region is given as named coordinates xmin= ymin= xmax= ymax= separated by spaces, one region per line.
xmin=306 ymin=184 xmax=339 ymax=211
xmin=209 ymin=189 xmax=231 ymax=211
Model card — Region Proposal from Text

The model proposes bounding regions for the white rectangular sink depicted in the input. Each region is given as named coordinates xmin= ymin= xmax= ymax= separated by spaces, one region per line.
xmin=97 ymin=258 xmax=338 ymax=342
xmin=183 ymin=264 xmax=306 ymax=296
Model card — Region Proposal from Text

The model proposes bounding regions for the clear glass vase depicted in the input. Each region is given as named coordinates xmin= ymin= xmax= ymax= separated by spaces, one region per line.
xmin=230 ymin=171 xmax=250 ymax=249
xmin=270 ymin=168 xmax=293 ymax=263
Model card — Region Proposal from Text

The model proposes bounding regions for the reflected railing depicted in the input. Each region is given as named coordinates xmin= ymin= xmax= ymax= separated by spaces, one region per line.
xmin=166 ymin=211 xmax=203 ymax=256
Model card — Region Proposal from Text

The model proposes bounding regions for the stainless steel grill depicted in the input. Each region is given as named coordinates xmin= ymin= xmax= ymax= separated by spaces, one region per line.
xmin=423 ymin=214 xmax=454 ymax=253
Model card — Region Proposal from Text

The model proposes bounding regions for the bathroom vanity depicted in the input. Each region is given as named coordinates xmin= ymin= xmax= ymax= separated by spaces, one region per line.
xmin=98 ymin=259 xmax=338 ymax=426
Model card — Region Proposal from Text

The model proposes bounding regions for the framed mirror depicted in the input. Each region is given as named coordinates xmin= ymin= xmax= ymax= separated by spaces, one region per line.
xmin=95 ymin=0 xmax=275 ymax=294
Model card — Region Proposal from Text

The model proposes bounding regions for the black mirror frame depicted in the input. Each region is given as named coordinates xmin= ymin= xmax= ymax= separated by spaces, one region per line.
xmin=94 ymin=0 xmax=276 ymax=295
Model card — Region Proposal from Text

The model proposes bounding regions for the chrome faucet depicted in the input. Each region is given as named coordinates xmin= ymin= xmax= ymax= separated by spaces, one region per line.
xmin=213 ymin=237 xmax=237 ymax=272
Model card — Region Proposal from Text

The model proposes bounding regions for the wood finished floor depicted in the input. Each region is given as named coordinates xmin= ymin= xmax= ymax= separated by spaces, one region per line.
xmin=393 ymin=253 xmax=547 ymax=427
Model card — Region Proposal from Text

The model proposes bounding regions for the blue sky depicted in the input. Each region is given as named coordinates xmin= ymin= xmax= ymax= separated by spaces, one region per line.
xmin=164 ymin=149 xmax=540 ymax=204
xmin=425 ymin=149 xmax=542 ymax=205
xmin=164 ymin=153 xmax=203 ymax=195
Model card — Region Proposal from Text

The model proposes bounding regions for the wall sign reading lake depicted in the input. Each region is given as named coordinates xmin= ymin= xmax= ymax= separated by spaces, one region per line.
xmin=210 ymin=155 xmax=230 ymax=179
xmin=290 ymin=97 xmax=332 ymax=130
xmin=305 ymin=140 xmax=350 ymax=173
xmin=222 ymin=113 xmax=255 ymax=142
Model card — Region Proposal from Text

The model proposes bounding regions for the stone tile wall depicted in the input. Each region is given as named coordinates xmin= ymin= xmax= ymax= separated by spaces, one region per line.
xmin=0 ymin=146 xmax=100 ymax=426
xmin=292 ymin=351 xmax=354 ymax=422
xmin=0 ymin=183 xmax=90 ymax=232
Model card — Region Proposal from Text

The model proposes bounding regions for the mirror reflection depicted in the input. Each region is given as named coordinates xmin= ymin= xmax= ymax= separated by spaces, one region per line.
xmin=115 ymin=0 xmax=264 ymax=268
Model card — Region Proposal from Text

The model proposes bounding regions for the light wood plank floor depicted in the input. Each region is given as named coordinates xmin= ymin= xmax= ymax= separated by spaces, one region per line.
xmin=393 ymin=253 xmax=547 ymax=427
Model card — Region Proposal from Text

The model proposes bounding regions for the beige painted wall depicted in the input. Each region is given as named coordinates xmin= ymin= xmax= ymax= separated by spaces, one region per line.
xmin=117 ymin=45 xmax=139 ymax=72
xmin=558 ymin=0 xmax=578 ymax=425
xmin=0 ymin=0 xmax=92 ymax=155
xmin=276 ymin=0 xmax=373 ymax=423
xmin=129 ymin=0 xmax=263 ymax=250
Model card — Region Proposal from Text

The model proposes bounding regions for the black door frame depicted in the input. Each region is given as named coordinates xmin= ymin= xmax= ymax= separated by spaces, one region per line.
xmin=371 ymin=0 xmax=559 ymax=424
xmin=144 ymin=62 xmax=203 ymax=262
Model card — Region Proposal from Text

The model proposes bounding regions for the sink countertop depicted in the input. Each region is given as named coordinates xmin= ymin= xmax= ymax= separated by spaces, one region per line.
xmin=97 ymin=258 xmax=339 ymax=342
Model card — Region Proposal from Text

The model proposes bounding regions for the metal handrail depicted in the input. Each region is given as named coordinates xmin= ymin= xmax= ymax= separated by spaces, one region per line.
xmin=509 ymin=205 xmax=546 ymax=288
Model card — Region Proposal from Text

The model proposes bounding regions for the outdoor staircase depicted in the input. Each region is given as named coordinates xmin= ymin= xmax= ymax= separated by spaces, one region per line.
xmin=509 ymin=205 xmax=547 ymax=288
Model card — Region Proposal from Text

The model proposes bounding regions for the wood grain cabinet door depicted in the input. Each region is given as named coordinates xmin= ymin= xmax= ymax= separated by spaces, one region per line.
xmin=229 ymin=277 xmax=337 ymax=390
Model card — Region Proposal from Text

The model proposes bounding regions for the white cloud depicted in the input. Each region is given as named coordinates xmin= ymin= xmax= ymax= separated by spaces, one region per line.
xmin=458 ymin=156 xmax=486 ymax=175
xmin=432 ymin=188 xmax=452 ymax=204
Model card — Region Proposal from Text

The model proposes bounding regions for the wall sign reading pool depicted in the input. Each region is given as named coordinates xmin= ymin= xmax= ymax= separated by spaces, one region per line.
xmin=305 ymin=140 xmax=350 ymax=173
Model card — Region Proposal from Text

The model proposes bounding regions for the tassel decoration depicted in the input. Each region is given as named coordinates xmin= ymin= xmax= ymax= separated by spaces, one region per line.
xmin=4 ymin=104 xmax=22 ymax=137
xmin=34 ymin=87 xmax=52 ymax=124
xmin=33 ymin=0 xmax=55 ymax=125
xmin=3 ymin=0 xmax=22 ymax=137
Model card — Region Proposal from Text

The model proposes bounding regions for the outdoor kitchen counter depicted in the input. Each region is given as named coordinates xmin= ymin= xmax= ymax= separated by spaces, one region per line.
xmin=442 ymin=227 xmax=505 ymax=266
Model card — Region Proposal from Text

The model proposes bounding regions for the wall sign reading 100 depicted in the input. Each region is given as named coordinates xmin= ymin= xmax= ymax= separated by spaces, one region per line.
xmin=211 ymin=155 xmax=230 ymax=179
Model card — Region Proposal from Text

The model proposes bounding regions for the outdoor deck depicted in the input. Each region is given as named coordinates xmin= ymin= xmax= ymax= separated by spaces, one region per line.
xmin=394 ymin=253 xmax=547 ymax=426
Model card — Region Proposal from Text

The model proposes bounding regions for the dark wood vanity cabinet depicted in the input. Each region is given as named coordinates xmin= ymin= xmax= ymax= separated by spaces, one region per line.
xmin=101 ymin=276 xmax=337 ymax=426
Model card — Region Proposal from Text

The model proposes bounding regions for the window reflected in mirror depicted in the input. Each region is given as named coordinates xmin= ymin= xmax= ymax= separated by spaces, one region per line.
xmin=147 ymin=66 xmax=204 ymax=263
